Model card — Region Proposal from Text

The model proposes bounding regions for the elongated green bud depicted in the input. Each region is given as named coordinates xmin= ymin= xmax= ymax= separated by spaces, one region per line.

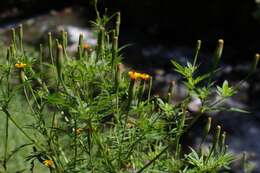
xmin=112 ymin=36 xmax=118 ymax=67
xmin=77 ymin=33 xmax=84 ymax=58
xmin=40 ymin=44 xmax=44 ymax=74
xmin=193 ymin=40 xmax=201 ymax=65
xmin=60 ymin=30 xmax=65 ymax=47
xmin=18 ymin=24 xmax=23 ymax=51
xmin=61 ymin=30 xmax=68 ymax=59
xmin=242 ymin=152 xmax=248 ymax=172
xmin=55 ymin=39 xmax=59 ymax=47
xmin=213 ymin=125 xmax=221 ymax=150
xmin=19 ymin=70 xmax=26 ymax=83
xmin=77 ymin=45 xmax=82 ymax=60
xmin=56 ymin=44 xmax=63 ymax=80
xmin=224 ymin=145 xmax=228 ymax=153
xmin=10 ymin=44 xmax=16 ymax=58
xmin=203 ymin=117 xmax=212 ymax=137
xmin=79 ymin=33 xmax=84 ymax=50
xmin=11 ymin=28 xmax=16 ymax=49
xmin=94 ymin=0 xmax=100 ymax=20
xmin=48 ymin=32 xmax=54 ymax=65
xmin=115 ymin=12 xmax=121 ymax=37
xmin=97 ymin=27 xmax=105 ymax=59
xmin=64 ymin=31 xmax=68 ymax=48
xmin=115 ymin=63 xmax=122 ymax=89
xmin=111 ymin=29 xmax=116 ymax=38
xmin=167 ymin=81 xmax=175 ymax=103
xmin=252 ymin=53 xmax=260 ymax=72
xmin=220 ymin=131 xmax=226 ymax=152
xmin=214 ymin=39 xmax=224 ymax=63
xmin=196 ymin=40 xmax=202 ymax=51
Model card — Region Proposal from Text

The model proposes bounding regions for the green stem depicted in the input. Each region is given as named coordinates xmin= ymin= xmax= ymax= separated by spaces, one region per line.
xmin=193 ymin=40 xmax=201 ymax=67
xmin=23 ymin=86 xmax=36 ymax=114
xmin=147 ymin=77 xmax=153 ymax=102
xmin=175 ymin=107 xmax=187 ymax=158
xmin=74 ymin=119 xmax=78 ymax=170
xmin=136 ymin=146 xmax=168 ymax=173
xmin=3 ymin=115 xmax=9 ymax=171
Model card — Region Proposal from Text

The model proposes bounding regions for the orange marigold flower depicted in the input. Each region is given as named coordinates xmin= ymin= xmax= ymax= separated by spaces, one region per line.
xmin=15 ymin=62 xmax=26 ymax=69
xmin=43 ymin=159 xmax=54 ymax=168
xmin=128 ymin=71 xmax=141 ymax=80
xmin=83 ymin=43 xmax=90 ymax=49
xmin=140 ymin=73 xmax=150 ymax=80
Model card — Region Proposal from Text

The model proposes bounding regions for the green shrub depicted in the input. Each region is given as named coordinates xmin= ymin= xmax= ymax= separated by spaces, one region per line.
xmin=0 ymin=3 xmax=259 ymax=173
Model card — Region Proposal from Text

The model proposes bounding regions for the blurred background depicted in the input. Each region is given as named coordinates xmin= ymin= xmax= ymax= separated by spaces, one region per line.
xmin=0 ymin=0 xmax=260 ymax=172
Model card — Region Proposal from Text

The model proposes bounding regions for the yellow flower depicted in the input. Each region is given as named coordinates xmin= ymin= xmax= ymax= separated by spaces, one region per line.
xmin=43 ymin=159 xmax=54 ymax=168
xmin=15 ymin=62 xmax=26 ymax=69
xmin=140 ymin=73 xmax=150 ymax=81
xmin=128 ymin=71 xmax=141 ymax=80
xmin=76 ymin=128 xmax=83 ymax=135
xmin=128 ymin=71 xmax=150 ymax=81
xmin=127 ymin=122 xmax=134 ymax=128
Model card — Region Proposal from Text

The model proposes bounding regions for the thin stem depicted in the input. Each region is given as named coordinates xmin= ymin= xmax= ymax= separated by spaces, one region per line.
xmin=23 ymin=86 xmax=36 ymax=114
xmin=175 ymin=106 xmax=187 ymax=158
xmin=136 ymin=146 xmax=168 ymax=173
xmin=3 ymin=115 xmax=9 ymax=171
xmin=148 ymin=77 xmax=153 ymax=102
xmin=74 ymin=119 xmax=78 ymax=170
xmin=193 ymin=40 xmax=201 ymax=67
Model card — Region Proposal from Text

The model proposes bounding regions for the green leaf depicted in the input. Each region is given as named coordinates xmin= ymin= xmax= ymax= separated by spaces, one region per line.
xmin=228 ymin=107 xmax=250 ymax=114
xmin=217 ymin=80 xmax=236 ymax=98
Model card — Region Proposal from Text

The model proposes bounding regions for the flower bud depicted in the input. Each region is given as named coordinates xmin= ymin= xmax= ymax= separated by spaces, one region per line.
xmin=79 ymin=33 xmax=84 ymax=51
xmin=115 ymin=63 xmax=122 ymax=89
xmin=19 ymin=69 xmax=26 ymax=83
xmin=56 ymin=44 xmax=64 ymax=80
xmin=193 ymin=40 xmax=201 ymax=65
xmin=77 ymin=45 xmax=82 ymax=60
xmin=18 ymin=24 xmax=23 ymax=51
xmin=215 ymin=39 xmax=224 ymax=63
xmin=115 ymin=12 xmax=121 ymax=37
xmin=10 ymin=44 xmax=16 ymax=58
xmin=252 ymin=53 xmax=260 ymax=72
xmin=40 ymin=44 xmax=44 ymax=74
xmin=11 ymin=28 xmax=16 ymax=49
xmin=97 ymin=27 xmax=105 ymax=59
xmin=112 ymin=36 xmax=118 ymax=67
xmin=48 ymin=32 xmax=54 ymax=64
xmin=213 ymin=125 xmax=221 ymax=150
xmin=220 ymin=131 xmax=226 ymax=152
xmin=203 ymin=117 xmax=212 ymax=137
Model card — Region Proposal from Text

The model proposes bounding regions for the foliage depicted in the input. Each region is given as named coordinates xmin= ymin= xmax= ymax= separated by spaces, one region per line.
xmin=0 ymin=2 xmax=258 ymax=173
